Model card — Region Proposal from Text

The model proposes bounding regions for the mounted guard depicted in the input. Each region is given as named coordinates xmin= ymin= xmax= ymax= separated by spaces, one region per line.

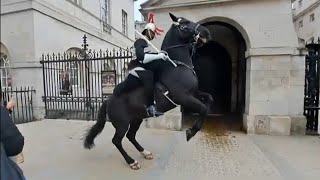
xmin=113 ymin=13 xmax=168 ymax=118
xmin=84 ymin=13 xmax=212 ymax=170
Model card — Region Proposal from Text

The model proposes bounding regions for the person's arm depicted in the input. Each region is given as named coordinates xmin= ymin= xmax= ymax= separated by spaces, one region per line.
xmin=134 ymin=39 xmax=167 ymax=64
xmin=134 ymin=39 xmax=148 ymax=61
xmin=0 ymin=106 xmax=24 ymax=156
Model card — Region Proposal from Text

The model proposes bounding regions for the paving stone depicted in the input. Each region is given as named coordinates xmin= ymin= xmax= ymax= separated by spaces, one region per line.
xmin=164 ymin=131 xmax=282 ymax=178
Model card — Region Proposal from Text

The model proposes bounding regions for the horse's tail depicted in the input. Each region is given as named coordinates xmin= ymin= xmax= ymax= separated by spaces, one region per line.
xmin=83 ymin=100 xmax=109 ymax=149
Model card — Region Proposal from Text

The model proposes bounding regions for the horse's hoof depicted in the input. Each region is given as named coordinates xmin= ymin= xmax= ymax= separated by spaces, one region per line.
xmin=129 ymin=161 xmax=141 ymax=170
xmin=186 ymin=129 xmax=194 ymax=141
xmin=141 ymin=150 xmax=153 ymax=160
xmin=144 ymin=153 xmax=154 ymax=160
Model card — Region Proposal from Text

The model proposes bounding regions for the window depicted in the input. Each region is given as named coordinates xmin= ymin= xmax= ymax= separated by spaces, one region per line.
xmin=68 ymin=62 xmax=79 ymax=86
xmin=298 ymin=0 xmax=302 ymax=8
xmin=69 ymin=0 xmax=82 ymax=6
xmin=299 ymin=20 xmax=303 ymax=28
xmin=101 ymin=0 xmax=111 ymax=33
xmin=0 ymin=53 xmax=11 ymax=90
xmin=310 ymin=13 xmax=315 ymax=22
xmin=102 ymin=0 xmax=110 ymax=25
xmin=122 ymin=10 xmax=128 ymax=36
xmin=64 ymin=48 xmax=81 ymax=87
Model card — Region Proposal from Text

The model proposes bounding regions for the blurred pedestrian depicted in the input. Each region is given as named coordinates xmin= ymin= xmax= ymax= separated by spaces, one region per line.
xmin=0 ymin=88 xmax=26 ymax=180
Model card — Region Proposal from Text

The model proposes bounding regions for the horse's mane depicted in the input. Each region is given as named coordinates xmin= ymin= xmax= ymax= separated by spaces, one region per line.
xmin=160 ymin=24 xmax=178 ymax=50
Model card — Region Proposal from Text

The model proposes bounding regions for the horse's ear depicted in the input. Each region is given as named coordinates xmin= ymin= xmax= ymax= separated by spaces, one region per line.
xmin=169 ymin=13 xmax=178 ymax=22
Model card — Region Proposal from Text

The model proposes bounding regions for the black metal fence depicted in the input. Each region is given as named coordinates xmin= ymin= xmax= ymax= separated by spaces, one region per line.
xmin=1 ymin=87 xmax=36 ymax=124
xmin=304 ymin=38 xmax=320 ymax=134
xmin=40 ymin=35 xmax=133 ymax=120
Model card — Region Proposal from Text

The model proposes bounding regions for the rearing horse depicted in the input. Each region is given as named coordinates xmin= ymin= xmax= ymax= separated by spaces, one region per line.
xmin=83 ymin=13 xmax=213 ymax=170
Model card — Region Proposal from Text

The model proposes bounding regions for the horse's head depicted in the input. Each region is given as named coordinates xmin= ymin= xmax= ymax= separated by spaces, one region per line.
xmin=168 ymin=13 xmax=211 ymax=45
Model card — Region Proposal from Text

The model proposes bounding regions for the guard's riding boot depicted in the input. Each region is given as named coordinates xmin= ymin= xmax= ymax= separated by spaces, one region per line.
xmin=136 ymin=70 xmax=164 ymax=118
xmin=146 ymin=104 xmax=164 ymax=117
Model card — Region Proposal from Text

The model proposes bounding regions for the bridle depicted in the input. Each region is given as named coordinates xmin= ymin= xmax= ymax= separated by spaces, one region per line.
xmin=163 ymin=22 xmax=200 ymax=52
xmin=162 ymin=22 xmax=201 ymax=63
xmin=161 ymin=21 xmax=202 ymax=73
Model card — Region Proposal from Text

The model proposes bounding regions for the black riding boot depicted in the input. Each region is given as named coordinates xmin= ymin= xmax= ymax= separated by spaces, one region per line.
xmin=136 ymin=70 xmax=164 ymax=117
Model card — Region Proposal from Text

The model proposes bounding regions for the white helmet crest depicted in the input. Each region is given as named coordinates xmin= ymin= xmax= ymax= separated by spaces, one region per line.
xmin=142 ymin=12 xmax=164 ymax=36
xmin=143 ymin=23 xmax=156 ymax=33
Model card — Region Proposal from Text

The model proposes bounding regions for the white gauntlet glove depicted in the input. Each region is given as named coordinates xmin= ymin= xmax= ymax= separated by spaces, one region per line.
xmin=142 ymin=52 xmax=168 ymax=63
xmin=157 ymin=52 xmax=168 ymax=60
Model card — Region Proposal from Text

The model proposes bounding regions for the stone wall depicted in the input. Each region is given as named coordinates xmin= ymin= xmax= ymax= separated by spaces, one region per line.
xmin=243 ymin=47 xmax=307 ymax=135
xmin=140 ymin=0 xmax=307 ymax=135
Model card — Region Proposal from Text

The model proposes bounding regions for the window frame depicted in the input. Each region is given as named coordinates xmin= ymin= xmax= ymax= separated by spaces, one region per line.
xmin=101 ymin=0 xmax=111 ymax=33
xmin=299 ymin=20 xmax=303 ymax=28
xmin=67 ymin=0 xmax=82 ymax=7
xmin=310 ymin=13 xmax=315 ymax=22
xmin=102 ymin=0 xmax=110 ymax=25
xmin=122 ymin=10 xmax=128 ymax=36
xmin=298 ymin=0 xmax=302 ymax=8
xmin=0 ymin=53 xmax=11 ymax=90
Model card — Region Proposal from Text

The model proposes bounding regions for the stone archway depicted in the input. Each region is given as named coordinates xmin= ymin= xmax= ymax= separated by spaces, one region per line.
xmin=198 ymin=16 xmax=251 ymax=49
xmin=195 ymin=17 xmax=250 ymax=116
xmin=194 ymin=41 xmax=232 ymax=114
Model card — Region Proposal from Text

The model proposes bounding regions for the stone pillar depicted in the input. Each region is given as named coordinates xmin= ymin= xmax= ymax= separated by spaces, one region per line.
xmin=11 ymin=62 xmax=45 ymax=120
xmin=243 ymin=47 xmax=307 ymax=135
xmin=144 ymin=106 xmax=182 ymax=131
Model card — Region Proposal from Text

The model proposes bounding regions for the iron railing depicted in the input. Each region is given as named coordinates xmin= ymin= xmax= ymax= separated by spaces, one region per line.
xmin=1 ymin=87 xmax=36 ymax=124
xmin=40 ymin=35 xmax=133 ymax=120
xmin=304 ymin=38 xmax=320 ymax=134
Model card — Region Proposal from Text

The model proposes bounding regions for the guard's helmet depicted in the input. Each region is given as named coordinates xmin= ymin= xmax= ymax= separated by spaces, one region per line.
xmin=141 ymin=13 xmax=164 ymax=39
xmin=143 ymin=23 xmax=156 ymax=33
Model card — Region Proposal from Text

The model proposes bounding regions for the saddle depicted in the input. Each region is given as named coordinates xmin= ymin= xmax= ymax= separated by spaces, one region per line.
xmin=127 ymin=60 xmax=141 ymax=71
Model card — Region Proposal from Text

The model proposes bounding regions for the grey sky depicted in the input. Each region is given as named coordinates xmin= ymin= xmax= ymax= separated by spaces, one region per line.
xmin=134 ymin=0 xmax=148 ymax=21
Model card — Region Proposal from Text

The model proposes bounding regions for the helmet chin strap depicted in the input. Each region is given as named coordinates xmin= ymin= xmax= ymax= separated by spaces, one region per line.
xmin=147 ymin=30 xmax=152 ymax=40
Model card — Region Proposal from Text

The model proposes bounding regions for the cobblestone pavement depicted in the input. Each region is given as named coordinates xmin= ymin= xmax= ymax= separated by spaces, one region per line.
xmin=17 ymin=118 xmax=320 ymax=180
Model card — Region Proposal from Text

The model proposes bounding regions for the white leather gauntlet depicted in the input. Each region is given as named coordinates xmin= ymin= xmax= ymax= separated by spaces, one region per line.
xmin=142 ymin=53 xmax=166 ymax=63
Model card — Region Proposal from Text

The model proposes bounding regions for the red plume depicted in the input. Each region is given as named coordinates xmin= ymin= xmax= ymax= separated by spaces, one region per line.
xmin=148 ymin=12 xmax=164 ymax=35
xmin=148 ymin=12 xmax=155 ymax=23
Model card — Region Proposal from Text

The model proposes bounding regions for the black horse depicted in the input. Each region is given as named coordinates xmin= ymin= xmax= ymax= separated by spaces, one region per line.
xmin=83 ymin=13 xmax=213 ymax=170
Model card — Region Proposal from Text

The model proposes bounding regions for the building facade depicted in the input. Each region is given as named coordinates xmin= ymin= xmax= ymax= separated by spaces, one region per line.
xmin=134 ymin=20 xmax=147 ymax=39
xmin=292 ymin=0 xmax=320 ymax=134
xmin=1 ymin=0 xmax=135 ymax=119
xmin=139 ymin=0 xmax=308 ymax=135
xmin=292 ymin=0 xmax=320 ymax=44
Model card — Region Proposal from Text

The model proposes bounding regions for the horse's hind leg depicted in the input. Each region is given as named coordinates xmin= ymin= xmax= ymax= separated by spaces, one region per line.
xmin=126 ymin=119 xmax=154 ymax=160
xmin=173 ymin=93 xmax=209 ymax=141
xmin=194 ymin=91 xmax=214 ymax=112
xmin=111 ymin=121 xmax=141 ymax=170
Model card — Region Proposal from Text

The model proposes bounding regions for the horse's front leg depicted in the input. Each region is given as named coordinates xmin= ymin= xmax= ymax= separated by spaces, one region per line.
xmin=172 ymin=92 xmax=209 ymax=141
xmin=126 ymin=119 xmax=154 ymax=160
